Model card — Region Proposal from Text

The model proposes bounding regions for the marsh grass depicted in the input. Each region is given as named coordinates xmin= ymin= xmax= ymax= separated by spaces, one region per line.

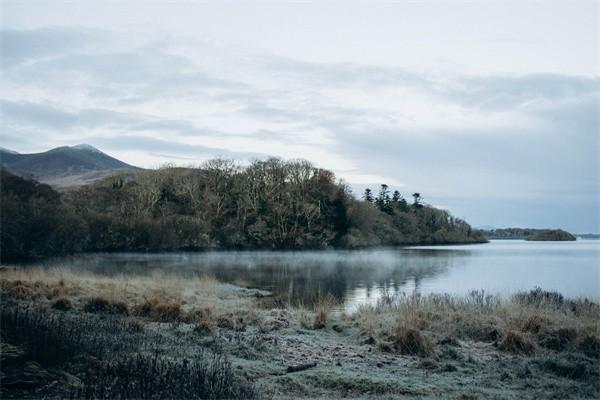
xmin=0 ymin=267 xmax=225 ymax=315
xmin=313 ymin=294 xmax=337 ymax=329
xmin=353 ymin=289 xmax=600 ymax=357
xmin=1 ymin=302 xmax=259 ymax=399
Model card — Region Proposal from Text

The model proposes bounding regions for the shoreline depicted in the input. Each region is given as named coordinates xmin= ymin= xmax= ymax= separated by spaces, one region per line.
xmin=0 ymin=239 xmax=491 ymax=265
xmin=1 ymin=267 xmax=599 ymax=399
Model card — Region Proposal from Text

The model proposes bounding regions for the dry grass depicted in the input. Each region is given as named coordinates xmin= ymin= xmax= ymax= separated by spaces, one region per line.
xmin=84 ymin=296 xmax=129 ymax=315
xmin=51 ymin=297 xmax=72 ymax=311
xmin=0 ymin=267 xmax=235 ymax=324
xmin=391 ymin=323 xmax=434 ymax=356
xmin=352 ymin=290 xmax=600 ymax=358
xmin=499 ymin=331 xmax=536 ymax=354
xmin=313 ymin=294 xmax=337 ymax=329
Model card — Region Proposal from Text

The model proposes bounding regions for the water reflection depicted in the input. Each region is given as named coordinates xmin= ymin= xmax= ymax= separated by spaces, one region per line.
xmin=27 ymin=240 xmax=600 ymax=310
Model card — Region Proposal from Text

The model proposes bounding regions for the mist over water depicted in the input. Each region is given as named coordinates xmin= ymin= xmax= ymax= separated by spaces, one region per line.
xmin=31 ymin=240 xmax=600 ymax=311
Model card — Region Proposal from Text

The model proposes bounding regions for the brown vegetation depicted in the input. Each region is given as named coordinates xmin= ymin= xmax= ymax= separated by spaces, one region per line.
xmin=499 ymin=331 xmax=536 ymax=354
xmin=391 ymin=324 xmax=434 ymax=356
xmin=84 ymin=297 xmax=129 ymax=315
xmin=1 ymin=267 xmax=598 ymax=399
xmin=352 ymin=289 xmax=599 ymax=360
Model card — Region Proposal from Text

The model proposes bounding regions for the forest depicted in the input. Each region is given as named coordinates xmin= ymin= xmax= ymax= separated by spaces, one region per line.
xmin=1 ymin=158 xmax=486 ymax=261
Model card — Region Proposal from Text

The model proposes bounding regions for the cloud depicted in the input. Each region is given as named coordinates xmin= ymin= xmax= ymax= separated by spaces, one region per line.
xmin=0 ymin=28 xmax=103 ymax=68
xmin=0 ymin=27 xmax=597 ymax=231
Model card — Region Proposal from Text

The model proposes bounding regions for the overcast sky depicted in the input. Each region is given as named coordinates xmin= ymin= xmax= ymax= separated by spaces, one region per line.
xmin=1 ymin=1 xmax=598 ymax=232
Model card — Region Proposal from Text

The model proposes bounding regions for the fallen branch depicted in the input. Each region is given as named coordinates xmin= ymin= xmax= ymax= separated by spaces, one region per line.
xmin=286 ymin=362 xmax=317 ymax=373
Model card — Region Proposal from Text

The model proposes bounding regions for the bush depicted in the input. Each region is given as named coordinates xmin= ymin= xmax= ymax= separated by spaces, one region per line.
xmin=499 ymin=331 xmax=536 ymax=354
xmin=392 ymin=324 xmax=434 ymax=356
xmin=577 ymin=335 xmax=600 ymax=358
xmin=1 ymin=303 xmax=259 ymax=399
xmin=313 ymin=294 xmax=337 ymax=329
xmin=51 ymin=297 xmax=72 ymax=311
xmin=538 ymin=328 xmax=577 ymax=351
xmin=83 ymin=297 xmax=129 ymax=315
xmin=133 ymin=299 xmax=183 ymax=322
xmin=514 ymin=288 xmax=564 ymax=307
xmin=77 ymin=352 xmax=259 ymax=400
xmin=521 ymin=315 xmax=552 ymax=334
xmin=194 ymin=320 xmax=215 ymax=335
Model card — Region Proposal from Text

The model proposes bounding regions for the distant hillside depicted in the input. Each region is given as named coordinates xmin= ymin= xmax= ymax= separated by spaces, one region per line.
xmin=0 ymin=145 xmax=139 ymax=189
xmin=482 ymin=227 xmax=576 ymax=241
xmin=525 ymin=229 xmax=576 ymax=241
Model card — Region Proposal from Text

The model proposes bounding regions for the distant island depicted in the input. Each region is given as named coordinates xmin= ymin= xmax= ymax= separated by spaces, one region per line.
xmin=482 ymin=227 xmax=576 ymax=241
xmin=0 ymin=147 xmax=487 ymax=261
xmin=576 ymin=233 xmax=600 ymax=239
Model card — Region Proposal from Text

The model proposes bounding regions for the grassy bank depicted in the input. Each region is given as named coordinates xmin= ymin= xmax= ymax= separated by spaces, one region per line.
xmin=1 ymin=267 xmax=598 ymax=399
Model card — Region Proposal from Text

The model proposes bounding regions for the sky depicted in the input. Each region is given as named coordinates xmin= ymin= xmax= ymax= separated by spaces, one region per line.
xmin=1 ymin=1 xmax=599 ymax=232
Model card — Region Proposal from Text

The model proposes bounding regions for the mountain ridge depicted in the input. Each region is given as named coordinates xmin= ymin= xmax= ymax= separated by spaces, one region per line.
xmin=0 ymin=144 xmax=139 ymax=189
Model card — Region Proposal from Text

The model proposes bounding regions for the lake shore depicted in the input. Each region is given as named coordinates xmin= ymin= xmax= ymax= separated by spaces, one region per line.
xmin=1 ymin=267 xmax=599 ymax=399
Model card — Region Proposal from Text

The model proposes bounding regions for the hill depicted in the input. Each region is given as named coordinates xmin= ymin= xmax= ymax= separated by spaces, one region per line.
xmin=0 ymin=145 xmax=138 ymax=189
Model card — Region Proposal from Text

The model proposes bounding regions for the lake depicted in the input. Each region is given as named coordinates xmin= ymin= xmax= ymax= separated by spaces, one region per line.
xmin=27 ymin=240 xmax=600 ymax=311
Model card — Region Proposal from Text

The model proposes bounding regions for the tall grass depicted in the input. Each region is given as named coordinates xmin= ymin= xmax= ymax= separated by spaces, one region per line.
xmin=1 ymin=302 xmax=259 ymax=399
xmin=353 ymin=289 xmax=600 ymax=357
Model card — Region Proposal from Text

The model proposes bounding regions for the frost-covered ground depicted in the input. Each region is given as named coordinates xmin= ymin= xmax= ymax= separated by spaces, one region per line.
xmin=1 ymin=267 xmax=598 ymax=399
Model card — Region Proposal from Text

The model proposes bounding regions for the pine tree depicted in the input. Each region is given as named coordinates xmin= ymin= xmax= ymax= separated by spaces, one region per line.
xmin=363 ymin=188 xmax=374 ymax=202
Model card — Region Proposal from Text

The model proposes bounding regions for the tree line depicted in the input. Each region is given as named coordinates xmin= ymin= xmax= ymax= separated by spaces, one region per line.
xmin=1 ymin=159 xmax=486 ymax=261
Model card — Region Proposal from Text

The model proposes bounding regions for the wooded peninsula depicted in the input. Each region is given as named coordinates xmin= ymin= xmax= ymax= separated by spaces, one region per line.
xmin=0 ymin=158 xmax=486 ymax=261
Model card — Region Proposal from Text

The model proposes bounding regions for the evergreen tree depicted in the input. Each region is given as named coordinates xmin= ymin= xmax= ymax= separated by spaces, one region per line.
xmin=412 ymin=192 xmax=423 ymax=208
xmin=376 ymin=184 xmax=392 ymax=214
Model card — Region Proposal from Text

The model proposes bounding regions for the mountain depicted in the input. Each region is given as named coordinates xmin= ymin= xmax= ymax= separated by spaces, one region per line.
xmin=0 ymin=145 xmax=139 ymax=189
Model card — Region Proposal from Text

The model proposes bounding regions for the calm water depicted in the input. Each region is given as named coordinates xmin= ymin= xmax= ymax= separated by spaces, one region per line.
xmin=27 ymin=240 xmax=600 ymax=311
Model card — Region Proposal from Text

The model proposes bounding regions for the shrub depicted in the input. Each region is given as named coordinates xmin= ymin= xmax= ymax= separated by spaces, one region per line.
xmin=392 ymin=324 xmax=434 ymax=356
xmin=540 ymin=358 xmax=590 ymax=380
xmin=51 ymin=297 xmax=72 ymax=311
xmin=313 ymin=294 xmax=337 ymax=329
xmin=152 ymin=302 xmax=183 ymax=322
xmin=577 ymin=334 xmax=600 ymax=358
xmin=133 ymin=299 xmax=183 ymax=322
xmin=1 ymin=303 xmax=258 ymax=399
xmin=538 ymin=328 xmax=577 ymax=351
xmin=77 ymin=352 xmax=259 ymax=400
xmin=499 ymin=331 xmax=536 ymax=354
xmin=514 ymin=288 xmax=564 ymax=307
xmin=1 ymin=280 xmax=34 ymax=300
xmin=194 ymin=320 xmax=215 ymax=335
xmin=521 ymin=315 xmax=552 ymax=334
xmin=83 ymin=297 xmax=129 ymax=315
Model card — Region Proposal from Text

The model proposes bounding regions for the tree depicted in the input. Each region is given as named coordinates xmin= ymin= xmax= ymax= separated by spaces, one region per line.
xmin=376 ymin=184 xmax=392 ymax=214
xmin=363 ymin=188 xmax=374 ymax=203
xmin=412 ymin=193 xmax=423 ymax=208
